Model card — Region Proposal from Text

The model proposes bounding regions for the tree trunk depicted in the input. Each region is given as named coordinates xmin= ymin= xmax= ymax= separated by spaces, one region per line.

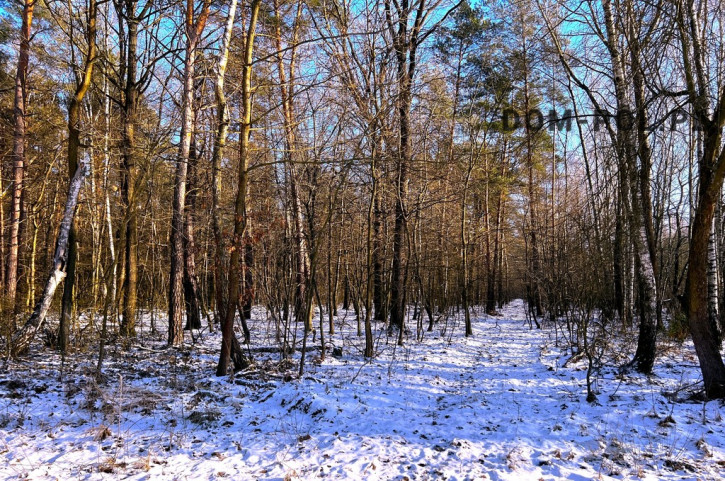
xmin=169 ymin=0 xmax=211 ymax=347
xmin=461 ymin=150 xmax=473 ymax=337
xmin=364 ymin=148 xmax=378 ymax=356
xmin=183 ymin=138 xmax=202 ymax=330
xmin=520 ymin=24 xmax=542 ymax=320
xmin=7 ymin=0 xmax=35 ymax=310
xmin=217 ymin=0 xmax=257 ymax=376
xmin=490 ymin=149 xmax=506 ymax=313
xmin=372 ymin=179 xmax=385 ymax=322
xmin=601 ymin=0 xmax=657 ymax=373
xmin=687 ymin=176 xmax=725 ymax=397
xmin=242 ymin=241 xmax=254 ymax=322
xmin=58 ymin=0 xmax=97 ymax=353
xmin=708 ymin=216 xmax=721 ymax=346
xmin=274 ymin=0 xmax=311 ymax=331
xmin=676 ymin=0 xmax=725 ymax=397
xmin=387 ymin=0 xmax=427 ymax=336
xmin=210 ymin=0 xmax=237 ymax=329
xmin=388 ymin=73 xmax=410 ymax=334
xmin=117 ymin=0 xmax=143 ymax=338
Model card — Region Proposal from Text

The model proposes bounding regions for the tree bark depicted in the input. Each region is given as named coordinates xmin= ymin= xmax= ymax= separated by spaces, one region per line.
xmin=386 ymin=0 xmax=429 ymax=335
xmin=210 ymin=0 xmax=238 ymax=329
xmin=217 ymin=0 xmax=258 ymax=376
xmin=672 ymin=0 xmax=725 ymax=396
xmin=117 ymin=0 xmax=145 ymax=338
xmin=708 ymin=216 xmax=722 ymax=346
xmin=602 ymin=0 xmax=657 ymax=373
xmin=169 ymin=0 xmax=211 ymax=347
xmin=183 ymin=138 xmax=202 ymax=330
xmin=7 ymin=0 xmax=35 ymax=310
xmin=58 ymin=0 xmax=98 ymax=353
xmin=686 ymin=170 xmax=725 ymax=397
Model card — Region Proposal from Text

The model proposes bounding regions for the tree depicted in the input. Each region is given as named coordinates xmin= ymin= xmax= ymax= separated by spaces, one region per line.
xmin=113 ymin=0 xmax=156 ymax=337
xmin=58 ymin=0 xmax=100 ymax=353
xmin=435 ymin=0 xmax=488 ymax=336
xmin=12 ymin=0 xmax=98 ymax=356
xmin=677 ymin=0 xmax=725 ymax=397
xmin=168 ymin=0 xmax=212 ymax=347
xmin=217 ymin=0 xmax=259 ymax=376
xmin=7 ymin=0 xmax=35 ymax=313
xmin=385 ymin=0 xmax=459 ymax=339
xmin=273 ymin=0 xmax=313 ymax=333
xmin=538 ymin=0 xmax=658 ymax=372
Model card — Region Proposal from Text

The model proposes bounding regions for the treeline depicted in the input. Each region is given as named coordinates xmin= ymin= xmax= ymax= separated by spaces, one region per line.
xmin=1 ymin=0 xmax=725 ymax=397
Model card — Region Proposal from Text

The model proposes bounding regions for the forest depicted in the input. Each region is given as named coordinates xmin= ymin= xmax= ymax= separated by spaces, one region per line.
xmin=2 ymin=0 xmax=725 ymax=479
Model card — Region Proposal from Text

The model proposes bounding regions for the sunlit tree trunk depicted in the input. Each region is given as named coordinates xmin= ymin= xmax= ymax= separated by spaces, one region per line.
xmin=601 ymin=0 xmax=657 ymax=373
xmin=217 ymin=0 xmax=258 ymax=375
xmin=210 ymin=0 xmax=239 ymax=330
xmin=58 ymin=0 xmax=98 ymax=353
xmin=677 ymin=0 xmax=725 ymax=398
xmin=169 ymin=0 xmax=212 ymax=347
xmin=708 ymin=216 xmax=721 ymax=345
xmin=117 ymin=0 xmax=147 ymax=337
xmin=183 ymin=138 xmax=202 ymax=330
xmin=7 ymin=0 xmax=35 ymax=311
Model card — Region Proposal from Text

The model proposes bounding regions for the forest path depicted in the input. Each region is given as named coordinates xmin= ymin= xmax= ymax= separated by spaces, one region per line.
xmin=2 ymin=302 xmax=724 ymax=480
xmin=201 ymin=301 xmax=725 ymax=481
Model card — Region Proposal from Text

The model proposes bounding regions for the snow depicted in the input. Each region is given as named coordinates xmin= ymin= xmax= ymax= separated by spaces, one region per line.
xmin=2 ymin=300 xmax=725 ymax=480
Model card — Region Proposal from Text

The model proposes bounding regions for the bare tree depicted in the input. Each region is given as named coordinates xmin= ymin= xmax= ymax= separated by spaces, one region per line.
xmin=217 ymin=0 xmax=260 ymax=376
xmin=7 ymin=0 xmax=36 ymax=312
xmin=12 ymin=0 xmax=98 ymax=356
xmin=385 ymin=0 xmax=458 ymax=338
xmin=168 ymin=0 xmax=212 ymax=347
xmin=677 ymin=0 xmax=725 ymax=397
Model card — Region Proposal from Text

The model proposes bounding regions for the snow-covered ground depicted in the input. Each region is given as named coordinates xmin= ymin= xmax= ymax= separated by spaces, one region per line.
xmin=2 ymin=300 xmax=725 ymax=480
